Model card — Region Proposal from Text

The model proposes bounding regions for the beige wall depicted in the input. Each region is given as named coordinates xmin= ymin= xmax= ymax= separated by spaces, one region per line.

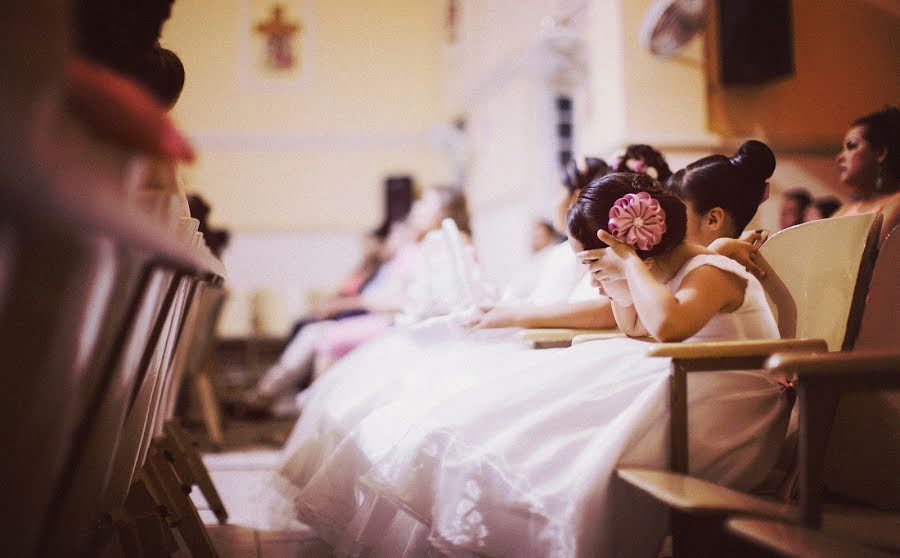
xmin=160 ymin=0 xmax=896 ymax=334
xmin=163 ymin=0 xmax=450 ymax=232
xmin=706 ymin=0 xmax=900 ymax=152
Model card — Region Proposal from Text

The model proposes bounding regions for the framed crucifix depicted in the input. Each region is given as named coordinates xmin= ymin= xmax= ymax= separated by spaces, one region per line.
xmin=238 ymin=0 xmax=315 ymax=92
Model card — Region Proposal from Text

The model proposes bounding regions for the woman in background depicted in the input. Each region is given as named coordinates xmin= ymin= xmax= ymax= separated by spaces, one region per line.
xmin=804 ymin=196 xmax=842 ymax=221
xmin=779 ymin=188 xmax=812 ymax=229
xmin=833 ymin=106 xmax=900 ymax=243
xmin=243 ymin=186 xmax=470 ymax=413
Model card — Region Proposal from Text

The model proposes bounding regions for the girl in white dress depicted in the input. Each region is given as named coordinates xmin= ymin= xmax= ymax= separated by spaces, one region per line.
xmin=274 ymin=164 xmax=787 ymax=557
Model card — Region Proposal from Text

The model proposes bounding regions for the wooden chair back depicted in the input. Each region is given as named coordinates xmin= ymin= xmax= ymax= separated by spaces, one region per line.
xmin=759 ymin=213 xmax=881 ymax=351
xmin=822 ymin=225 xmax=900 ymax=511
xmin=0 ymin=217 xmax=115 ymax=558
xmin=161 ymin=282 xmax=227 ymax=423
xmin=103 ymin=219 xmax=199 ymax=507
xmin=39 ymin=212 xmax=207 ymax=557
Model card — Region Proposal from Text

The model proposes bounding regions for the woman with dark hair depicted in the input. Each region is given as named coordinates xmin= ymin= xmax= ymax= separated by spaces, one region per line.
xmin=274 ymin=171 xmax=784 ymax=558
xmin=833 ymin=106 xmax=900 ymax=243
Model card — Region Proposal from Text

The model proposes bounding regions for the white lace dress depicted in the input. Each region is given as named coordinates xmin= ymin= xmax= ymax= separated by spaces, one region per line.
xmin=272 ymin=254 xmax=787 ymax=557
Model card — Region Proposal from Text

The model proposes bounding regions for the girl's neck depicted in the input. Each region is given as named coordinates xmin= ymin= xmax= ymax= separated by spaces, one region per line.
xmin=649 ymin=243 xmax=700 ymax=283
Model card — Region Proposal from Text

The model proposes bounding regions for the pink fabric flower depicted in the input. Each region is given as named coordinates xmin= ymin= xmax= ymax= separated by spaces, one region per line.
xmin=607 ymin=192 xmax=667 ymax=251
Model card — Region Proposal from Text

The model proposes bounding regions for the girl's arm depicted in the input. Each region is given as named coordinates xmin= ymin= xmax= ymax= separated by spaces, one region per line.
xmin=597 ymin=278 xmax=648 ymax=337
xmin=709 ymin=235 xmax=796 ymax=337
xmin=594 ymin=230 xmax=745 ymax=342
xmin=622 ymin=256 xmax=745 ymax=342
xmin=469 ymin=299 xmax=615 ymax=329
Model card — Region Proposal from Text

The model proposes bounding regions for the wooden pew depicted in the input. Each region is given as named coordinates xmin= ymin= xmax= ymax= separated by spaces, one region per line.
xmin=0 ymin=176 xmax=227 ymax=557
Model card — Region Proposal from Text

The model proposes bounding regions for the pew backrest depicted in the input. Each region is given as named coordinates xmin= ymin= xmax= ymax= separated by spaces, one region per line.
xmin=759 ymin=213 xmax=881 ymax=351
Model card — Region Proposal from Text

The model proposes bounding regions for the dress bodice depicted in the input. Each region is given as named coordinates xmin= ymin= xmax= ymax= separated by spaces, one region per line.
xmin=665 ymin=253 xmax=779 ymax=342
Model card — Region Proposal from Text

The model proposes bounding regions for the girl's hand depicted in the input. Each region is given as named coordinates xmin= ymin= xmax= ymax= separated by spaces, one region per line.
xmin=465 ymin=306 xmax=523 ymax=329
xmin=578 ymin=230 xmax=639 ymax=282
xmin=596 ymin=229 xmax=638 ymax=259
xmin=597 ymin=278 xmax=634 ymax=306
xmin=708 ymin=236 xmax=765 ymax=278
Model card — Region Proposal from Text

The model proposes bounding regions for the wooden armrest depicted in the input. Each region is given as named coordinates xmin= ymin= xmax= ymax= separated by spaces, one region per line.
xmin=571 ymin=331 xmax=631 ymax=345
xmin=617 ymin=468 xmax=794 ymax=520
xmin=517 ymin=328 xmax=621 ymax=349
xmin=766 ymin=350 xmax=900 ymax=385
xmin=647 ymin=338 xmax=828 ymax=360
xmin=727 ymin=517 xmax=897 ymax=558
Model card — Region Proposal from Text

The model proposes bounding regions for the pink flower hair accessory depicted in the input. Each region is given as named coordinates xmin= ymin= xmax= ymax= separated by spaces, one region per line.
xmin=607 ymin=191 xmax=667 ymax=251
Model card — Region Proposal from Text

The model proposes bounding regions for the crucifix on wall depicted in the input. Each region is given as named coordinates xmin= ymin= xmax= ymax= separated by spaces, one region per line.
xmin=255 ymin=4 xmax=302 ymax=70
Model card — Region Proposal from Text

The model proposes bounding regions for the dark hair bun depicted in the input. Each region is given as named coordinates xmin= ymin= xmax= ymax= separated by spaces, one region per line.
xmin=563 ymin=156 xmax=610 ymax=192
xmin=730 ymin=140 xmax=776 ymax=183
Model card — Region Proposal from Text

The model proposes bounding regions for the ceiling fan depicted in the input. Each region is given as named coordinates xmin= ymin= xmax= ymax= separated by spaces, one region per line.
xmin=639 ymin=0 xmax=711 ymax=58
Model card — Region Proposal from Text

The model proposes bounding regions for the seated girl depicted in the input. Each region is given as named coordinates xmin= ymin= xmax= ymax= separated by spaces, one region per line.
xmin=270 ymin=141 xmax=781 ymax=496
xmin=243 ymin=186 xmax=471 ymax=411
xmin=273 ymin=172 xmax=788 ymax=558
xmin=466 ymin=153 xmax=625 ymax=330
xmin=473 ymin=141 xmax=779 ymax=333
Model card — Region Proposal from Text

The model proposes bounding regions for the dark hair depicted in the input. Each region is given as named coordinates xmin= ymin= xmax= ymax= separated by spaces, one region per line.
xmin=187 ymin=194 xmax=211 ymax=224
xmin=372 ymin=219 xmax=392 ymax=240
xmin=784 ymin=188 xmax=812 ymax=209
xmin=813 ymin=196 xmax=842 ymax=219
xmin=432 ymin=185 xmax=472 ymax=236
xmin=611 ymin=144 xmax=673 ymax=183
xmin=136 ymin=45 xmax=185 ymax=107
xmin=852 ymin=106 xmax=900 ymax=185
xmin=666 ymin=140 xmax=775 ymax=237
xmin=186 ymin=193 xmax=230 ymax=256
xmin=535 ymin=219 xmax=565 ymax=243
xmin=562 ymin=157 xmax=610 ymax=193
xmin=568 ymin=172 xmax=687 ymax=259
xmin=73 ymin=0 xmax=185 ymax=106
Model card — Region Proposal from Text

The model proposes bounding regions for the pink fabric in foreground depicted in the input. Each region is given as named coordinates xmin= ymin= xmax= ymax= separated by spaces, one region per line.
xmin=315 ymin=314 xmax=393 ymax=360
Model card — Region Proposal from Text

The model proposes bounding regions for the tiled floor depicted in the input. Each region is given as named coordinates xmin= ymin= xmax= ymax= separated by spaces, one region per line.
xmin=180 ymin=342 xmax=333 ymax=555
xmin=191 ymin=450 xmax=332 ymax=557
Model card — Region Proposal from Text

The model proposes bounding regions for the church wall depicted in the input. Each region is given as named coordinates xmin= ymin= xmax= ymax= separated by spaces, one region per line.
xmin=705 ymin=0 xmax=900 ymax=152
xmin=161 ymin=0 xmax=450 ymax=335
xmin=160 ymin=0 xmax=896 ymax=335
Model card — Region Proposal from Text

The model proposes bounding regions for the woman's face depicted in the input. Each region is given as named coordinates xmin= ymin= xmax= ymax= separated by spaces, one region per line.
xmin=836 ymin=125 xmax=882 ymax=191
xmin=553 ymin=184 xmax=578 ymax=234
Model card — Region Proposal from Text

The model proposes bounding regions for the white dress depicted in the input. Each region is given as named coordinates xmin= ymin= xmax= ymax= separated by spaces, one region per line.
xmin=273 ymin=254 xmax=787 ymax=557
